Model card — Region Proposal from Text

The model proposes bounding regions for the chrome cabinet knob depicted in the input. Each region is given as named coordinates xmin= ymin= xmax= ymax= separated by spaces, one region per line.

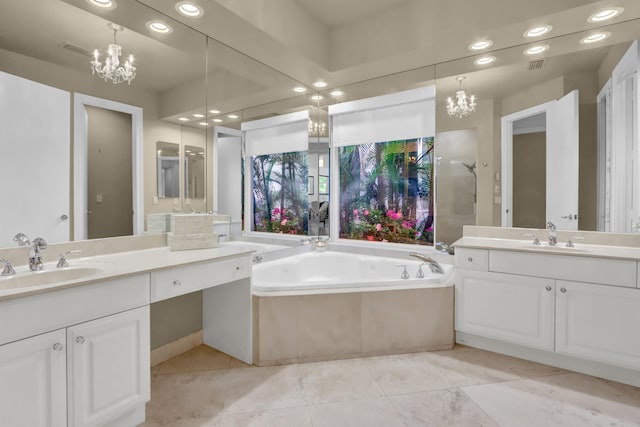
xmin=467 ymin=257 xmax=473 ymax=262
xmin=58 ymin=214 xmax=69 ymax=221
xmin=560 ymin=288 xmax=567 ymax=293
xmin=52 ymin=343 xmax=63 ymax=351
xmin=173 ymin=280 xmax=182 ymax=286
xmin=75 ymin=336 xmax=85 ymax=344
xmin=545 ymin=285 xmax=552 ymax=291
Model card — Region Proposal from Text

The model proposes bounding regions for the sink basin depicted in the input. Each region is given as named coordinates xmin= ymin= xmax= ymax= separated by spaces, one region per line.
xmin=0 ymin=267 xmax=104 ymax=289
xmin=521 ymin=244 xmax=589 ymax=253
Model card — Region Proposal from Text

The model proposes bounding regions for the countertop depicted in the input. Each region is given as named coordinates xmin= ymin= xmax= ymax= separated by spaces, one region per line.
xmin=453 ymin=236 xmax=640 ymax=261
xmin=0 ymin=244 xmax=255 ymax=301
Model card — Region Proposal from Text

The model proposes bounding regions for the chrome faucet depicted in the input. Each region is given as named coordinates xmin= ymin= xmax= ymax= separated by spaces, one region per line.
xmin=0 ymin=259 xmax=16 ymax=276
xmin=546 ymin=221 xmax=557 ymax=246
xmin=435 ymin=241 xmax=455 ymax=255
xmin=409 ymin=252 xmax=445 ymax=274
xmin=29 ymin=237 xmax=47 ymax=271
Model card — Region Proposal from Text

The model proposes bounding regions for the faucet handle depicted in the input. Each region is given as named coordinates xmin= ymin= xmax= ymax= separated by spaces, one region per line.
xmin=57 ymin=250 xmax=82 ymax=268
xmin=565 ymin=236 xmax=584 ymax=248
xmin=524 ymin=233 xmax=540 ymax=245
xmin=13 ymin=233 xmax=30 ymax=246
xmin=416 ymin=263 xmax=425 ymax=279
xmin=395 ymin=264 xmax=409 ymax=280
xmin=0 ymin=259 xmax=16 ymax=276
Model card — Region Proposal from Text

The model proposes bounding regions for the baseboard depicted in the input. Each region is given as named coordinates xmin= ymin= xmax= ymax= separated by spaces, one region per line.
xmin=151 ymin=330 xmax=203 ymax=366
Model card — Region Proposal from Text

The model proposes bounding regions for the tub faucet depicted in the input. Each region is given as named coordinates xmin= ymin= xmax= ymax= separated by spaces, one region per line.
xmin=435 ymin=241 xmax=455 ymax=255
xmin=29 ymin=237 xmax=47 ymax=271
xmin=546 ymin=221 xmax=557 ymax=246
xmin=409 ymin=252 xmax=445 ymax=274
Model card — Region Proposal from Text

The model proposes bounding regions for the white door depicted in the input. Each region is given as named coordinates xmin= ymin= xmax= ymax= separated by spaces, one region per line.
xmin=547 ymin=90 xmax=579 ymax=230
xmin=0 ymin=72 xmax=70 ymax=246
xmin=0 ymin=329 xmax=67 ymax=427
xmin=556 ymin=280 xmax=640 ymax=371
xmin=455 ymin=270 xmax=555 ymax=351
xmin=67 ymin=306 xmax=150 ymax=427
xmin=501 ymin=91 xmax=580 ymax=229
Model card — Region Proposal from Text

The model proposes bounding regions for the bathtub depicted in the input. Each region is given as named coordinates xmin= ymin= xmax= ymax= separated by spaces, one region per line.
xmin=251 ymin=250 xmax=455 ymax=366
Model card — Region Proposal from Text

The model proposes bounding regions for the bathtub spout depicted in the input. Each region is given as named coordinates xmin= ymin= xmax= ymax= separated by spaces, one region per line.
xmin=409 ymin=252 xmax=445 ymax=274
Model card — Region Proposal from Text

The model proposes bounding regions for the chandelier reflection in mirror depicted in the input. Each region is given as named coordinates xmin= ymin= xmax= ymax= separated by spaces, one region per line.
xmin=308 ymin=120 xmax=328 ymax=137
xmin=90 ymin=23 xmax=136 ymax=85
xmin=446 ymin=76 xmax=476 ymax=118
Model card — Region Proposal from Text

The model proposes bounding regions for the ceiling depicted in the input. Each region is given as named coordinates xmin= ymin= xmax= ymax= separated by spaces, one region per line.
xmin=0 ymin=0 xmax=639 ymax=124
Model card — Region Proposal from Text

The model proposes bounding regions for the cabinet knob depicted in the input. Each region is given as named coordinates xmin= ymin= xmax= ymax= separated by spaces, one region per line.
xmin=75 ymin=336 xmax=85 ymax=344
xmin=173 ymin=280 xmax=182 ymax=286
xmin=52 ymin=343 xmax=63 ymax=351
xmin=545 ymin=285 xmax=552 ymax=291
xmin=560 ymin=288 xmax=567 ymax=293
xmin=467 ymin=257 xmax=473 ymax=262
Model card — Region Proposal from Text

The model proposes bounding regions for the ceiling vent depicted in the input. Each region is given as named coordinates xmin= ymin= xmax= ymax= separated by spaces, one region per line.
xmin=58 ymin=41 xmax=92 ymax=57
xmin=528 ymin=59 xmax=546 ymax=71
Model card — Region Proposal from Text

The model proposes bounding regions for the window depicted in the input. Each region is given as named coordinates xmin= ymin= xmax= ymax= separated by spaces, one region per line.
xmin=338 ymin=137 xmax=434 ymax=245
xmin=250 ymin=150 xmax=309 ymax=235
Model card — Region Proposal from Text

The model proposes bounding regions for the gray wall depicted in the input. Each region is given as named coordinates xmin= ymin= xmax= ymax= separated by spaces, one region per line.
xmin=150 ymin=292 xmax=203 ymax=350
xmin=513 ymin=132 xmax=546 ymax=229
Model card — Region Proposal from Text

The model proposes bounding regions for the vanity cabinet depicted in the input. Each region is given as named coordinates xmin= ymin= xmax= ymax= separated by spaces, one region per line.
xmin=455 ymin=269 xmax=555 ymax=351
xmin=0 ymin=306 xmax=149 ymax=427
xmin=555 ymin=280 xmax=640 ymax=371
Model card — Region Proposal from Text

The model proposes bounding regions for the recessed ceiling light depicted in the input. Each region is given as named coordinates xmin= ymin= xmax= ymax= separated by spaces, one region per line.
xmin=87 ymin=0 xmax=116 ymax=9
xmin=311 ymin=95 xmax=323 ymax=101
xmin=474 ymin=56 xmax=496 ymax=65
xmin=193 ymin=113 xmax=204 ymax=118
xmin=293 ymin=86 xmax=307 ymax=93
xmin=208 ymin=109 xmax=220 ymax=114
xmin=588 ymin=7 xmax=623 ymax=23
xmin=313 ymin=81 xmax=328 ymax=88
xmin=199 ymin=122 xmax=208 ymax=126
xmin=178 ymin=117 xmax=189 ymax=121
xmin=580 ymin=32 xmax=611 ymax=44
xmin=175 ymin=1 xmax=204 ymax=18
xmin=524 ymin=25 xmax=552 ymax=38
xmin=330 ymin=90 xmax=344 ymax=96
xmin=228 ymin=114 xmax=239 ymax=119
xmin=468 ymin=40 xmax=493 ymax=51
xmin=524 ymin=44 xmax=549 ymax=56
xmin=213 ymin=118 xmax=223 ymax=123
xmin=147 ymin=21 xmax=172 ymax=34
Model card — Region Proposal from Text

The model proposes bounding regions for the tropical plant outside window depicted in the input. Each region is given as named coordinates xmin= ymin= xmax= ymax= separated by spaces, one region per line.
xmin=339 ymin=137 xmax=434 ymax=245
xmin=251 ymin=151 xmax=309 ymax=235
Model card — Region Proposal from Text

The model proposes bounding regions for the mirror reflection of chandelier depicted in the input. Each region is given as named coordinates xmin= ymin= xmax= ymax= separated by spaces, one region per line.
xmin=308 ymin=120 xmax=328 ymax=137
xmin=90 ymin=23 xmax=136 ymax=85
xmin=446 ymin=76 xmax=476 ymax=118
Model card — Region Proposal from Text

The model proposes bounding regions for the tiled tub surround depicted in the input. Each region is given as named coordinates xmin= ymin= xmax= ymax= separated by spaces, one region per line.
xmin=252 ymin=251 xmax=455 ymax=366
xmin=454 ymin=226 xmax=640 ymax=388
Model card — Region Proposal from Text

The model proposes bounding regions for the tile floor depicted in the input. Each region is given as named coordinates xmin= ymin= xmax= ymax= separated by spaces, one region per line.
xmin=143 ymin=345 xmax=640 ymax=426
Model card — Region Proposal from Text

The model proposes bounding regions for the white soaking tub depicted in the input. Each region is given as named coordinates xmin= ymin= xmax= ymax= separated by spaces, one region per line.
xmin=251 ymin=250 xmax=455 ymax=366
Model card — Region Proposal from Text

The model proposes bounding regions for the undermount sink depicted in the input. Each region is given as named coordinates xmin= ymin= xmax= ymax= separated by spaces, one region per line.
xmin=0 ymin=267 xmax=104 ymax=289
xmin=521 ymin=243 xmax=589 ymax=253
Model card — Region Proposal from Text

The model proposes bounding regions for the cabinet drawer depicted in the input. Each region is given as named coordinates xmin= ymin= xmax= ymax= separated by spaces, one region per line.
xmin=454 ymin=248 xmax=488 ymax=271
xmin=151 ymin=256 xmax=251 ymax=302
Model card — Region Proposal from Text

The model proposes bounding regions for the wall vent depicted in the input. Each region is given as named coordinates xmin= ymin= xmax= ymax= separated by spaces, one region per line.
xmin=58 ymin=41 xmax=93 ymax=58
xmin=528 ymin=59 xmax=546 ymax=71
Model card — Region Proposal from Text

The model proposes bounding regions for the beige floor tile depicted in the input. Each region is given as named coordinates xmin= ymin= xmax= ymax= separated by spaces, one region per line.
xmin=461 ymin=373 xmax=640 ymax=427
xmin=308 ymin=397 xmax=405 ymax=427
xmin=156 ymin=345 xmax=232 ymax=375
xmin=228 ymin=356 xmax=252 ymax=369
xmin=389 ymin=388 xmax=499 ymax=426
xmin=425 ymin=345 xmax=567 ymax=386
xmin=219 ymin=406 xmax=312 ymax=427
xmin=364 ymin=352 xmax=457 ymax=395
xmin=298 ymin=358 xmax=385 ymax=405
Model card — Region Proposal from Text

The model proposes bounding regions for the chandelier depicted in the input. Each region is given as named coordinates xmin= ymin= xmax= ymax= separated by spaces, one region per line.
xmin=446 ymin=76 xmax=476 ymax=118
xmin=308 ymin=120 xmax=328 ymax=137
xmin=90 ymin=23 xmax=136 ymax=85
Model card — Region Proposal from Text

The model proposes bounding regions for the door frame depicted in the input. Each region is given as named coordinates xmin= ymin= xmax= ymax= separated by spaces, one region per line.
xmin=212 ymin=125 xmax=242 ymax=216
xmin=73 ymin=94 xmax=143 ymax=240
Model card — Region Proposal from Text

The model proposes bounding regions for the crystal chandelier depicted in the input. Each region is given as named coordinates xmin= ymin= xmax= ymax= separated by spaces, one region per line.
xmin=308 ymin=120 xmax=328 ymax=137
xmin=90 ymin=23 xmax=136 ymax=85
xmin=446 ymin=76 xmax=476 ymax=118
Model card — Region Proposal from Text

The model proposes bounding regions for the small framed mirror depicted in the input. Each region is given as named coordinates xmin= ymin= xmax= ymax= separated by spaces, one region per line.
xmin=184 ymin=145 xmax=205 ymax=199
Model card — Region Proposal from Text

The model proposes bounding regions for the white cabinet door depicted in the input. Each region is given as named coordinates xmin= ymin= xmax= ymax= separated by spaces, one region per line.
xmin=455 ymin=270 xmax=555 ymax=350
xmin=67 ymin=306 xmax=150 ymax=427
xmin=556 ymin=280 xmax=640 ymax=370
xmin=0 ymin=329 xmax=67 ymax=427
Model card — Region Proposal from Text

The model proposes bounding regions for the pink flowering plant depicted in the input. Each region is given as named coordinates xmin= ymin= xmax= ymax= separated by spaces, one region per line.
xmin=347 ymin=207 xmax=432 ymax=244
xmin=256 ymin=207 xmax=303 ymax=234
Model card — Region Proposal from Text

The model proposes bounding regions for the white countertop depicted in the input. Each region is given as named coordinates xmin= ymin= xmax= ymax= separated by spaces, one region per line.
xmin=0 ymin=245 xmax=255 ymax=301
xmin=454 ymin=236 xmax=640 ymax=261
